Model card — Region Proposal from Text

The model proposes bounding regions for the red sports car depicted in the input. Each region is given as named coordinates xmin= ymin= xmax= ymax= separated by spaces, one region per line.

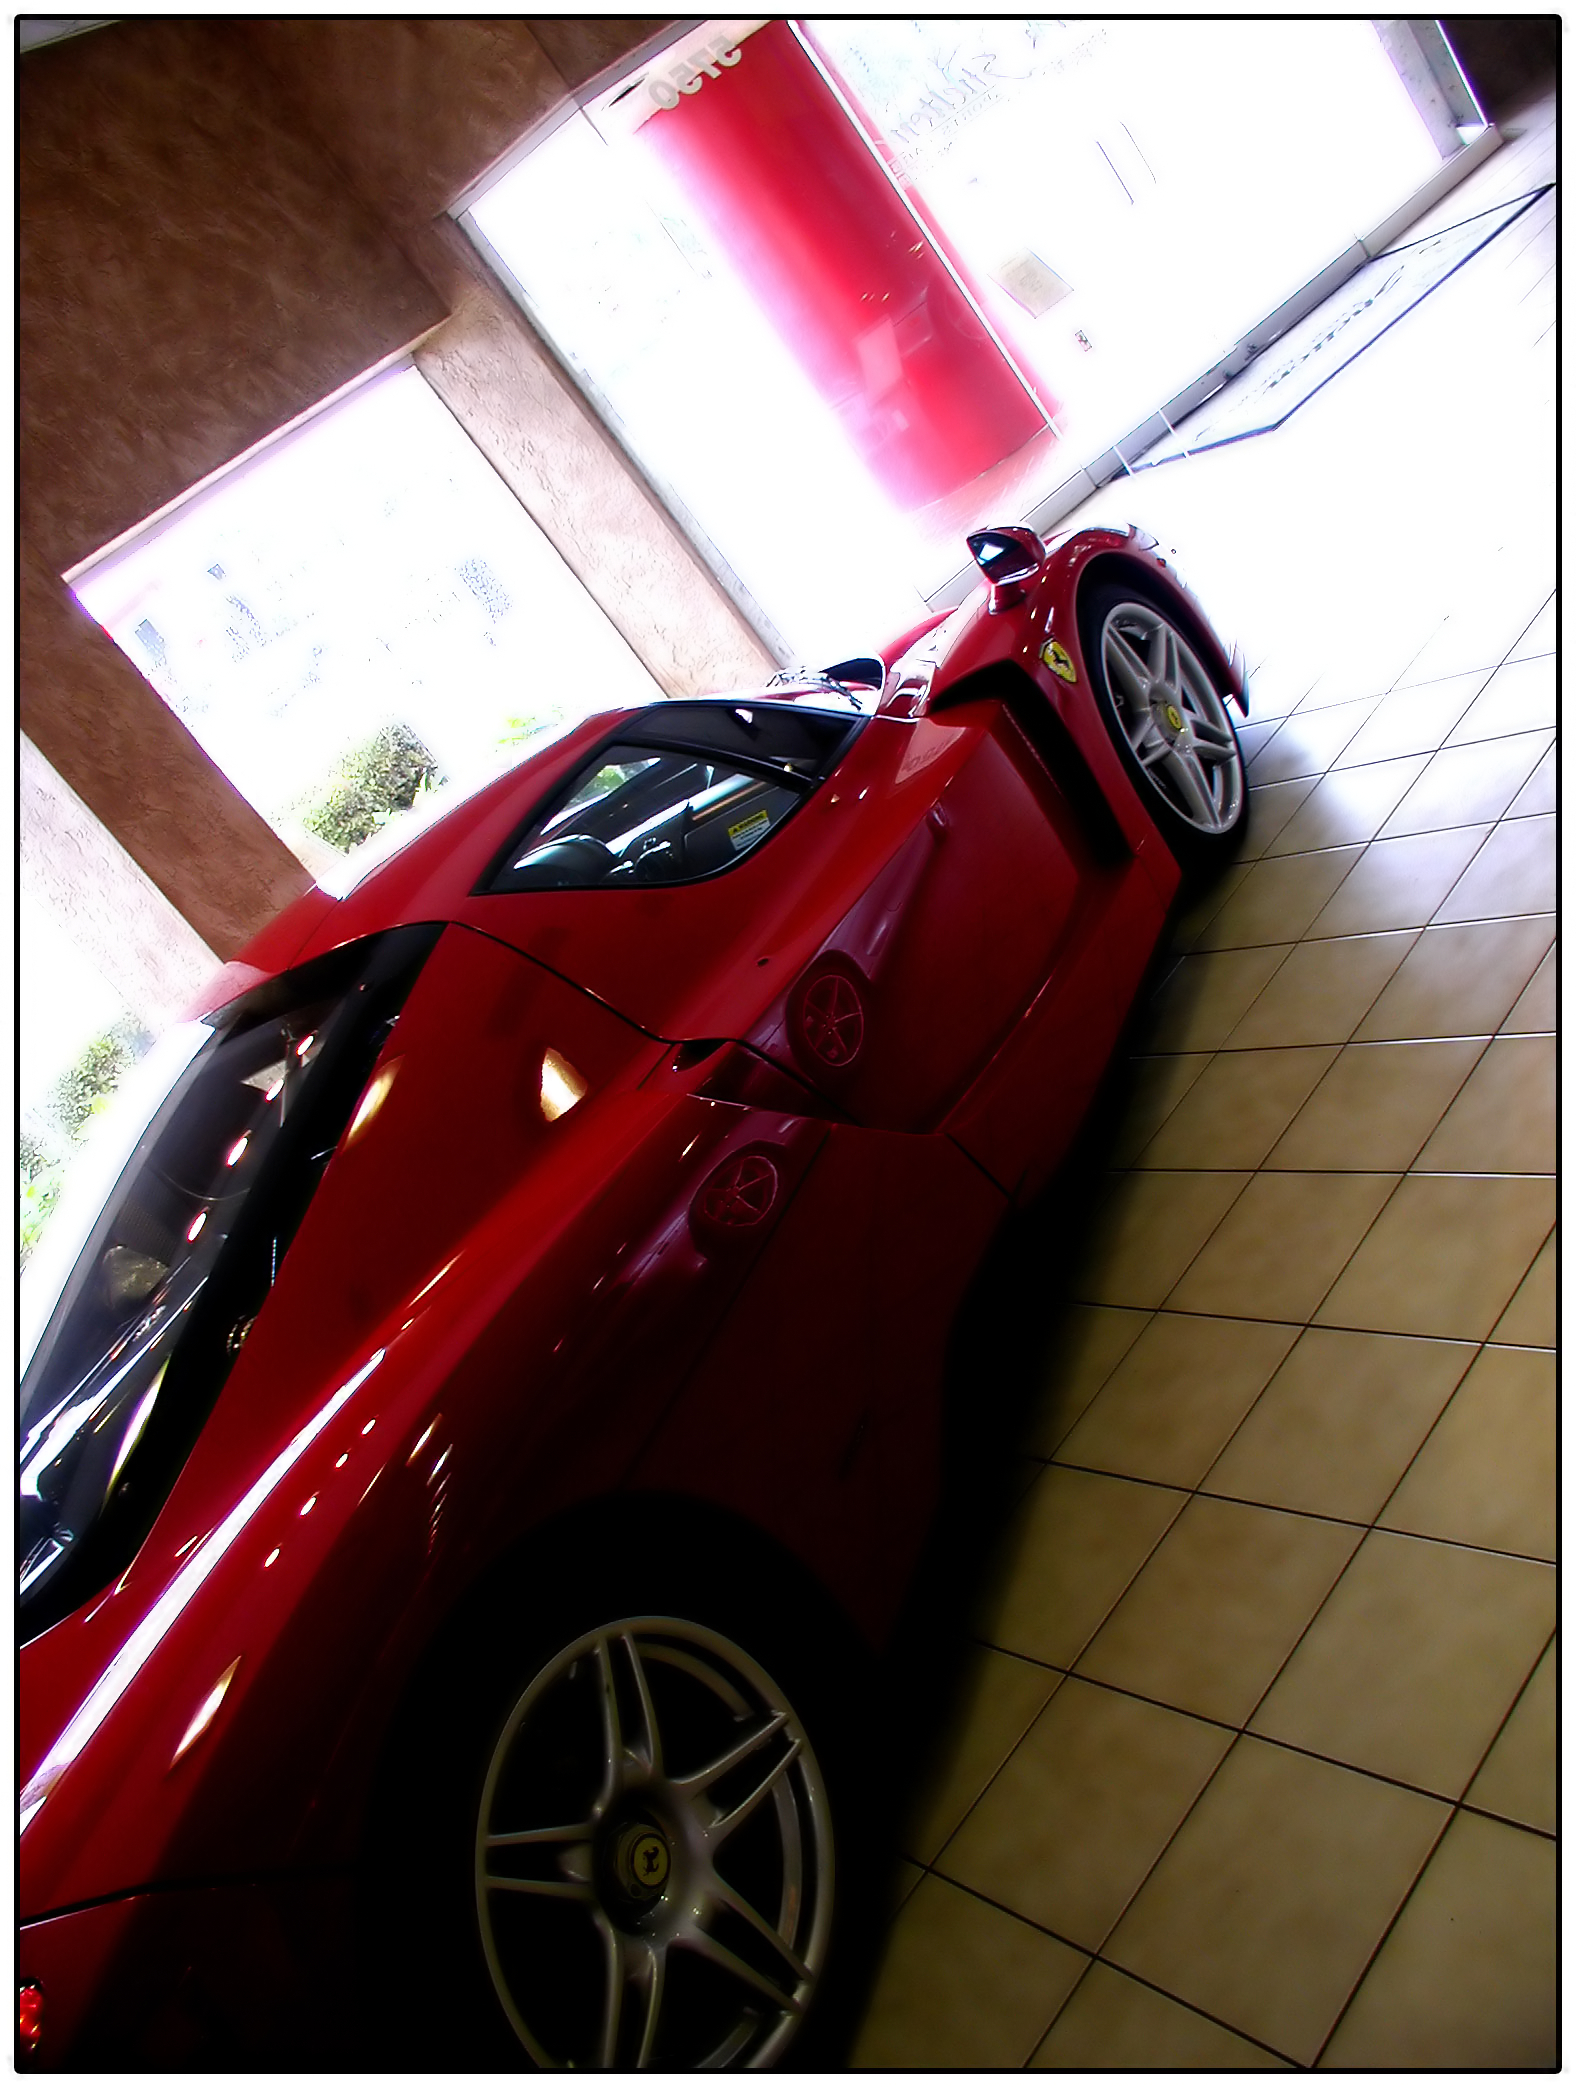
xmin=19 ymin=522 xmax=1247 ymax=2069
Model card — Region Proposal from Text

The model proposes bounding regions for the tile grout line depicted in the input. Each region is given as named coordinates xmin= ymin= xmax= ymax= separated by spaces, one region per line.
xmin=949 ymin=1652 xmax=1558 ymax=1827
xmin=1307 ymin=1799 xmax=1458 ymax=2068
xmin=891 ymin=1856 xmax=1305 ymax=2070
xmin=857 ymin=90 xmax=1556 ymax=2060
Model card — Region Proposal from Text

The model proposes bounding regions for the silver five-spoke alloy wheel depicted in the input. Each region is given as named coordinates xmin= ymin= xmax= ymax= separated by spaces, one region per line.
xmin=1099 ymin=598 xmax=1245 ymax=835
xmin=475 ymin=1617 xmax=834 ymax=2069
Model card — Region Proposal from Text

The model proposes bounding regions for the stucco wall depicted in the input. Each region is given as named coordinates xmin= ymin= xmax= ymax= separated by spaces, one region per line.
xmin=19 ymin=543 xmax=315 ymax=955
xmin=1441 ymin=16 xmax=1562 ymax=121
xmin=21 ymin=17 xmax=449 ymax=579
xmin=21 ymin=737 xmax=220 ymax=1034
xmin=21 ymin=13 xmax=769 ymax=963
xmin=236 ymin=19 xmax=572 ymax=230
xmin=416 ymin=265 xmax=776 ymax=696
xmin=244 ymin=16 xmax=774 ymax=694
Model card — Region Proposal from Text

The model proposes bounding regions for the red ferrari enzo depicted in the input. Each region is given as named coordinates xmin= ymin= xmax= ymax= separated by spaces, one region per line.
xmin=19 ymin=522 xmax=1247 ymax=2069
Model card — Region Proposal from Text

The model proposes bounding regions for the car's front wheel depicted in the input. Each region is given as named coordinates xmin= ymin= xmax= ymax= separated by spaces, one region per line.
xmin=369 ymin=1553 xmax=872 ymax=2072
xmin=473 ymin=1614 xmax=835 ymax=2069
xmin=1081 ymin=580 xmax=1248 ymax=869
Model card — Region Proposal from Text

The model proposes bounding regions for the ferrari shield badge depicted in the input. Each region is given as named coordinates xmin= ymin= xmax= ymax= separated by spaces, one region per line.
xmin=1041 ymin=639 xmax=1078 ymax=683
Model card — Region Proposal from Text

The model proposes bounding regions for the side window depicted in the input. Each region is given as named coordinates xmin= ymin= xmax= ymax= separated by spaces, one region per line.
xmin=485 ymin=703 xmax=859 ymax=893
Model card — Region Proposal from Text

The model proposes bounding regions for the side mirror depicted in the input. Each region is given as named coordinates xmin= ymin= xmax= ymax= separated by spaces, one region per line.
xmin=966 ymin=526 xmax=1047 ymax=611
xmin=818 ymin=656 xmax=886 ymax=691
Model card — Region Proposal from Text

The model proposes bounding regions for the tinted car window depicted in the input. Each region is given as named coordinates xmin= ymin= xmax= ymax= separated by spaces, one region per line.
xmin=486 ymin=702 xmax=859 ymax=894
xmin=18 ymin=924 xmax=440 ymax=1641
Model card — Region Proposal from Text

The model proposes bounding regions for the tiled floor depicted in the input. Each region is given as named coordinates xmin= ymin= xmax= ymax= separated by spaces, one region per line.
xmin=852 ymin=88 xmax=1555 ymax=2071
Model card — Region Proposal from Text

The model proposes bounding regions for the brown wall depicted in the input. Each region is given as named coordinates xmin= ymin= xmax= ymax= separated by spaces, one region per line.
xmin=415 ymin=255 xmax=778 ymax=697
xmin=21 ymin=18 xmax=448 ymax=578
xmin=20 ymin=14 xmax=772 ymax=962
xmin=243 ymin=17 xmax=774 ymax=695
xmin=1441 ymin=16 xmax=1561 ymax=122
xmin=21 ymin=545 xmax=315 ymax=957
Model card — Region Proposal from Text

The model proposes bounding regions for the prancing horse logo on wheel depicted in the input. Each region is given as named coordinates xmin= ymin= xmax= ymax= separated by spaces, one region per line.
xmin=631 ymin=1832 xmax=668 ymax=1892
xmin=799 ymin=971 xmax=865 ymax=1067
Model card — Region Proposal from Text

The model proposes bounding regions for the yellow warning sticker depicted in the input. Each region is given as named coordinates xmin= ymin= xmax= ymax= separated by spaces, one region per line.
xmin=1042 ymin=639 xmax=1078 ymax=683
xmin=727 ymin=808 xmax=772 ymax=852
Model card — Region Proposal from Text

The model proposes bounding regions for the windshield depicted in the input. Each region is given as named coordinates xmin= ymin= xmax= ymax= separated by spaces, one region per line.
xmin=19 ymin=924 xmax=439 ymax=1640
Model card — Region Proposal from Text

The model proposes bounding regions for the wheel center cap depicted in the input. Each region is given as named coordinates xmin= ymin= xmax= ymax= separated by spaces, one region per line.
xmin=1162 ymin=700 xmax=1185 ymax=734
xmin=614 ymin=1823 xmax=671 ymax=1900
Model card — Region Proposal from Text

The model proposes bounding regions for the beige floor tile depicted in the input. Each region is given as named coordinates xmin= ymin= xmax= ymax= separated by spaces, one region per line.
xmin=1433 ymin=811 xmax=1554 ymax=920
xmin=1250 ymin=1531 xmax=1555 ymax=1797
xmin=1166 ymin=860 xmax=1252 ymax=948
xmin=850 ymin=1872 xmax=1087 ymax=2069
xmin=1318 ymin=1811 xmax=1556 ymax=2069
xmin=1330 ymin=683 xmax=1481 ymax=769
xmin=1266 ymin=1038 xmax=1484 ymax=1172
xmin=856 ymin=148 xmax=1562 ymax=2054
xmin=1056 ymin=1312 xmax=1299 ymax=1488
xmin=1136 ymin=1046 xmax=1337 ymax=1171
xmin=1352 ymin=915 xmax=1553 ymax=1040
xmin=1140 ymin=943 xmax=1292 ymax=1053
xmin=1314 ymin=1173 xmax=1553 ymax=1341
xmin=1401 ymin=588 xmax=1549 ymax=686
xmin=1247 ymin=702 xmax=1377 ymax=786
xmin=1105 ymin=1738 xmax=1446 ymax=2066
xmin=1020 ymin=1302 xmax=1154 ymax=1458
xmin=1241 ymin=657 xmax=1318 ymax=722
xmin=1304 ymin=826 xmax=1488 ymax=938
xmin=1168 ymin=1171 xmax=1397 ymax=1323
xmin=1071 ymin=1169 xmax=1250 ymax=1310
xmin=902 ymin=1646 xmax=1063 ymax=1865
xmin=1442 ymin=653 xmax=1556 ymax=745
xmin=1203 ymin=1327 xmax=1472 ymax=1525
xmin=1234 ymin=717 xmax=1285 ymax=769
xmin=1379 ymin=1345 xmax=1555 ymax=1561
xmin=1194 ymin=848 xmax=1364 ymax=951
xmin=1233 ymin=776 xmax=1317 ymax=863
xmin=1490 ymin=1227 xmax=1554 ymax=1347
xmin=1464 ymin=1637 xmax=1555 ymax=1835
xmin=1108 ymin=1054 xmax=1211 ymax=1166
xmin=1261 ymin=756 xmax=1425 ymax=858
xmin=1414 ymin=1034 xmax=1553 ymax=1174
xmin=887 ymin=1856 xmax=925 ymax=1918
xmin=1076 ymin=1497 xmax=1360 ymax=1727
xmin=1389 ymin=621 xmax=1500 ymax=690
xmin=1291 ymin=623 xmax=1428 ymax=710
xmin=1032 ymin=1963 xmax=1289 ymax=2069
xmin=1504 ymin=738 xmax=1555 ymax=817
xmin=1506 ymin=593 xmax=1554 ymax=662
xmin=975 ymin=1466 xmax=1186 ymax=1669
xmin=940 ymin=1679 xmax=1231 ymax=1950
xmin=1499 ymin=941 xmax=1555 ymax=1033
xmin=1219 ymin=932 xmax=1414 ymax=1049
xmin=1377 ymin=730 xmax=1550 ymax=838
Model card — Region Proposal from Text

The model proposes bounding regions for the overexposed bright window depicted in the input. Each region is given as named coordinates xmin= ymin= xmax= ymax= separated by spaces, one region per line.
xmin=72 ymin=366 xmax=663 ymax=889
xmin=807 ymin=18 xmax=1443 ymax=459
xmin=467 ymin=19 xmax=1446 ymax=630
xmin=468 ymin=112 xmax=935 ymax=666
xmin=19 ymin=899 xmax=144 ymax=1272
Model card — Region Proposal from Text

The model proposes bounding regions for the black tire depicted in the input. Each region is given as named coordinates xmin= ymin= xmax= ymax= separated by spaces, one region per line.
xmin=1079 ymin=577 xmax=1249 ymax=872
xmin=365 ymin=1539 xmax=875 ymax=2070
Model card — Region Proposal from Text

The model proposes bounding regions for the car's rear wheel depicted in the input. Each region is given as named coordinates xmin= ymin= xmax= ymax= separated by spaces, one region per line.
xmin=474 ymin=1615 xmax=834 ymax=2069
xmin=1081 ymin=580 xmax=1248 ymax=868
